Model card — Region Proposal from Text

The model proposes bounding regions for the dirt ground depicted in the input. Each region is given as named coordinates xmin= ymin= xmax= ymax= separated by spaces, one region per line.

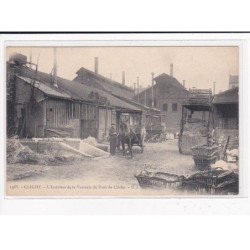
xmin=6 ymin=140 xmax=198 ymax=197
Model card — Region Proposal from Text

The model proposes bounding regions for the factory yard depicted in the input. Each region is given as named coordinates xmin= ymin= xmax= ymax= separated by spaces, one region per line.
xmin=6 ymin=139 xmax=199 ymax=197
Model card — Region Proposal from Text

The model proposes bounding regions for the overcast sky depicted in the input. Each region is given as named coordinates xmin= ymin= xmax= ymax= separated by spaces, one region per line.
xmin=7 ymin=46 xmax=239 ymax=93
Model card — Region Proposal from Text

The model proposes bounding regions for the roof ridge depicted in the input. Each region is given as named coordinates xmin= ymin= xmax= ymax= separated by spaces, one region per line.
xmin=76 ymin=67 xmax=134 ymax=92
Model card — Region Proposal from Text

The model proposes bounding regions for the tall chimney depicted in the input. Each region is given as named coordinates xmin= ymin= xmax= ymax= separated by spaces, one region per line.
xmin=170 ymin=63 xmax=173 ymax=77
xmin=53 ymin=47 xmax=58 ymax=87
xmin=183 ymin=80 xmax=186 ymax=88
xmin=122 ymin=71 xmax=125 ymax=85
xmin=94 ymin=57 xmax=98 ymax=74
xmin=213 ymin=82 xmax=216 ymax=95
xmin=151 ymin=72 xmax=154 ymax=107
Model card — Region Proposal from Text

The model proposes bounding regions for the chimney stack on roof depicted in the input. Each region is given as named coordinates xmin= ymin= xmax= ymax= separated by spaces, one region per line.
xmin=170 ymin=63 xmax=174 ymax=77
xmin=122 ymin=71 xmax=125 ymax=85
xmin=94 ymin=57 xmax=98 ymax=74
xmin=183 ymin=80 xmax=186 ymax=88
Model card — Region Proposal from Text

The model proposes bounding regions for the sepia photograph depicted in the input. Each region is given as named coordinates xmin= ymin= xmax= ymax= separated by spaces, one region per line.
xmin=5 ymin=45 xmax=239 ymax=197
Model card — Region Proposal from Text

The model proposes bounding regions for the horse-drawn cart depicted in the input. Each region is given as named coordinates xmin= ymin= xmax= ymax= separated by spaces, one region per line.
xmin=116 ymin=109 xmax=145 ymax=157
xmin=145 ymin=114 xmax=165 ymax=142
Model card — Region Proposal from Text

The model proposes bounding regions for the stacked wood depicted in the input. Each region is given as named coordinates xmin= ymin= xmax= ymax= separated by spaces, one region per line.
xmin=188 ymin=88 xmax=212 ymax=105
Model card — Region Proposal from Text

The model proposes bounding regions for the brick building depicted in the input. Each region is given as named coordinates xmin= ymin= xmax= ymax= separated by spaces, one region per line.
xmin=134 ymin=73 xmax=188 ymax=133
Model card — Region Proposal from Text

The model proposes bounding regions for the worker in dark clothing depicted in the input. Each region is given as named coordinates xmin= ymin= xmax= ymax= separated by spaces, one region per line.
xmin=109 ymin=123 xmax=117 ymax=155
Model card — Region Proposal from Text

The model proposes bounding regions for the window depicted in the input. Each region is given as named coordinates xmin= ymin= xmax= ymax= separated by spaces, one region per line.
xmin=162 ymin=103 xmax=168 ymax=111
xmin=172 ymin=103 xmax=178 ymax=112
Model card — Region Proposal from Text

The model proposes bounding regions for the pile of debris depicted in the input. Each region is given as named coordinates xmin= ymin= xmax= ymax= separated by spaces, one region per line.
xmin=7 ymin=140 xmax=84 ymax=166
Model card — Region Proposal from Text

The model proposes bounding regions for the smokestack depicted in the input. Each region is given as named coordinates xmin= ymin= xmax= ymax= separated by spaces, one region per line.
xmin=170 ymin=63 xmax=173 ymax=77
xmin=213 ymin=82 xmax=216 ymax=95
xmin=53 ymin=47 xmax=58 ymax=87
xmin=94 ymin=57 xmax=98 ymax=74
xmin=122 ymin=71 xmax=125 ymax=85
xmin=183 ymin=80 xmax=186 ymax=88
xmin=151 ymin=72 xmax=154 ymax=107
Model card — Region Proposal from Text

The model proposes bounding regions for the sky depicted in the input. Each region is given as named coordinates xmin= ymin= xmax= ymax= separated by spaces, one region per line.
xmin=7 ymin=46 xmax=239 ymax=93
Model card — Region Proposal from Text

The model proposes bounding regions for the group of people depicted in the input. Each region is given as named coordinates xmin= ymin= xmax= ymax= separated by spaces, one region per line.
xmin=109 ymin=121 xmax=131 ymax=155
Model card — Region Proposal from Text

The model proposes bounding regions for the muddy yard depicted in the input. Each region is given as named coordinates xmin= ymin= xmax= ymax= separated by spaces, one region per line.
xmin=6 ymin=140 xmax=198 ymax=196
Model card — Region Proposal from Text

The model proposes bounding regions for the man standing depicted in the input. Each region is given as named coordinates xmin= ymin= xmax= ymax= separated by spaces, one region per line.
xmin=109 ymin=123 xmax=117 ymax=155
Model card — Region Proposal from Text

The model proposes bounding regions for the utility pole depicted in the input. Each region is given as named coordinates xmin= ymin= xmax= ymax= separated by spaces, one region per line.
xmin=151 ymin=72 xmax=154 ymax=107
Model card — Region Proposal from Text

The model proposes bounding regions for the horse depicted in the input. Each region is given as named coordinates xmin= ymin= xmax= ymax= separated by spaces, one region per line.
xmin=117 ymin=123 xmax=146 ymax=158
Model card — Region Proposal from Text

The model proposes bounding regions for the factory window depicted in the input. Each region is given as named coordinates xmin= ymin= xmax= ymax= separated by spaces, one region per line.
xmin=162 ymin=103 xmax=168 ymax=111
xmin=172 ymin=103 xmax=178 ymax=112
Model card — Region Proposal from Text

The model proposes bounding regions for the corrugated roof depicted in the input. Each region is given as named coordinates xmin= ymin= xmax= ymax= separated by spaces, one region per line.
xmin=212 ymin=87 xmax=239 ymax=104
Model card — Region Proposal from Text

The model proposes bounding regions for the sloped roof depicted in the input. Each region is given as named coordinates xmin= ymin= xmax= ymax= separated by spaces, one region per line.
xmin=134 ymin=73 xmax=188 ymax=100
xmin=57 ymin=76 xmax=140 ymax=111
xmin=212 ymin=87 xmax=239 ymax=104
xmin=74 ymin=67 xmax=134 ymax=98
xmin=154 ymin=73 xmax=187 ymax=90
xmin=113 ymin=94 xmax=161 ymax=114
xmin=16 ymin=65 xmax=140 ymax=111
xmin=17 ymin=76 xmax=73 ymax=100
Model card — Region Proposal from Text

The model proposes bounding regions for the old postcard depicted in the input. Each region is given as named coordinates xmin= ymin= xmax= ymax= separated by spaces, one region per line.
xmin=4 ymin=41 xmax=240 ymax=197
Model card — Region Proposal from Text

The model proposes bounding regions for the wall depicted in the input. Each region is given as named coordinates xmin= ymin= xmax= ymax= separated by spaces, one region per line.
xmin=15 ymin=78 xmax=46 ymax=138
xmin=98 ymin=107 xmax=112 ymax=141
xmin=136 ymin=79 xmax=188 ymax=133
